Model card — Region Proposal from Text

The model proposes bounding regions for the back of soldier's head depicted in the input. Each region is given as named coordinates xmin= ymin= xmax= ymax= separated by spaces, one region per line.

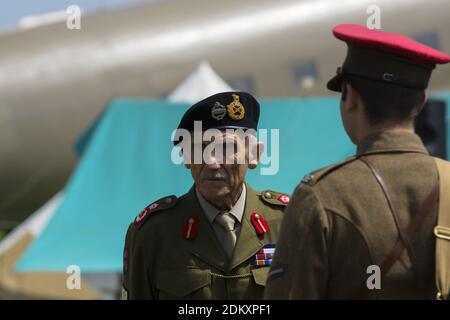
xmin=343 ymin=75 xmax=425 ymax=126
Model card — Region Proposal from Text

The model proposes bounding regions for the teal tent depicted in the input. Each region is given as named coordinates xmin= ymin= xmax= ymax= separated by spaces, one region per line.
xmin=15 ymin=95 xmax=450 ymax=272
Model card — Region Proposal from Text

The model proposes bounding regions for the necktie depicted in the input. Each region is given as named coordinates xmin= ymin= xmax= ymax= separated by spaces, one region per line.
xmin=215 ymin=212 xmax=237 ymax=259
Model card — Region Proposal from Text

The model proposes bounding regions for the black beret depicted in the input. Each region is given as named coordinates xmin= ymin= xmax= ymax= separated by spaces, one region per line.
xmin=174 ymin=91 xmax=260 ymax=145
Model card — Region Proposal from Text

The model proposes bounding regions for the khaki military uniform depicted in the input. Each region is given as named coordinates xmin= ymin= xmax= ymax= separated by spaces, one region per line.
xmin=123 ymin=183 xmax=288 ymax=299
xmin=265 ymin=131 xmax=439 ymax=299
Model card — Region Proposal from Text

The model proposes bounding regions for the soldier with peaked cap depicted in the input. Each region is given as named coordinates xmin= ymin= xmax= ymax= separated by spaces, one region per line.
xmin=265 ymin=24 xmax=450 ymax=299
xmin=122 ymin=91 xmax=290 ymax=299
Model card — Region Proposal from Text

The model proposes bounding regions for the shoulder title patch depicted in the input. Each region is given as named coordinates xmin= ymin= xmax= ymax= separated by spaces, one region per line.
xmin=134 ymin=195 xmax=177 ymax=228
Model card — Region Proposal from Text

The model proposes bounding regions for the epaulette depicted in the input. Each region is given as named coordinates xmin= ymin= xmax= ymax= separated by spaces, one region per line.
xmin=301 ymin=156 xmax=357 ymax=187
xmin=260 ymin=190 xmax=291 ymax=206
xmin=134 ymin=195 xmax=178 ymax=228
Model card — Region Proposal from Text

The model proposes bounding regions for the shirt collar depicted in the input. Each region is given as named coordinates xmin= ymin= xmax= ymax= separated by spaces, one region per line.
xmin=195 ymin=184 xmax=246 ymax=224
xmin=356 ymin=131 xmax=428 ymax=156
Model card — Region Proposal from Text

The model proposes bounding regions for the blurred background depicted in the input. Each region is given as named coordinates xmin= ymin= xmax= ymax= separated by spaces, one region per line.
xmin=0 ymin=0 xmax=449 ymax=299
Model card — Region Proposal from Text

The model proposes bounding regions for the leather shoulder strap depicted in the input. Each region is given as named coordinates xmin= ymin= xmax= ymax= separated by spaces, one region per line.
xmin=353 ymin=155 xmax=439 ymax=299
xmin=433 ymin=157 xmax=450 ymax=300
xmin=359 ymin=156 xmax=419 ymax=273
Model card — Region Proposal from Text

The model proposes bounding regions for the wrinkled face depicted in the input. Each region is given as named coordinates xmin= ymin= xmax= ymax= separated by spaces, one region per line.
xmin=185 ymin=131 xmax=258 ymax=208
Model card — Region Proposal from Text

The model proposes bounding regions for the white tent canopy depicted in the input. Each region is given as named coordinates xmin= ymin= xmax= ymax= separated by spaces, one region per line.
xmin=167 ymin=61 xmax=233 ymax=103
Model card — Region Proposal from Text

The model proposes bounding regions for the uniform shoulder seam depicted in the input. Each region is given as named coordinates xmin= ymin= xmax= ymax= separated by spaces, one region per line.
xmin=133 ymin=195 xmax=178 ymax=229
xmin=301 ymin=156 xmax=358 ymax=187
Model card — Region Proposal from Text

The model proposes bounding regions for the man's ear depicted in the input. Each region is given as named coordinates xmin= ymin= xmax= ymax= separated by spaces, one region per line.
xmin=248 ymin=141 xmax=264 ymax=170
xmin=346 ymin=83 xmax=360 ymax=113
xmin=415 ymin=92 xmax=427 ymax=115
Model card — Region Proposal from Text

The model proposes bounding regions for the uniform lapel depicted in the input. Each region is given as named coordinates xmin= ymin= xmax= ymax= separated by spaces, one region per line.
xmin=182 ymin=186 xmax=228 ymax=273
xmin=228 ymin=183 xmax=263 ymax=271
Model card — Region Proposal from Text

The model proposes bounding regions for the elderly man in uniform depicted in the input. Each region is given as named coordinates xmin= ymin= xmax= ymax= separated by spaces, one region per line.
xmin=265 ymin=24 xmax=450 ymax=299
xmin=123 ymin=91 xmax=289 ymax=299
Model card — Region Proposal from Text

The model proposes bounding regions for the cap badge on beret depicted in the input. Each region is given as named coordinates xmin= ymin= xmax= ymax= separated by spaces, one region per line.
xmin=226 ymin=94 xmax=245 ymax=121
xmin=211 ymin=101 xmax=227 ymax=120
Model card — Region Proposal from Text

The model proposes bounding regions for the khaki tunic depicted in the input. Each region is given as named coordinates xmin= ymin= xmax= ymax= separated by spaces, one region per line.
xmin=123 ymin=183 xmax=288 ymax=299
xmin=265 ymin=131 xmax=438 ymax=299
